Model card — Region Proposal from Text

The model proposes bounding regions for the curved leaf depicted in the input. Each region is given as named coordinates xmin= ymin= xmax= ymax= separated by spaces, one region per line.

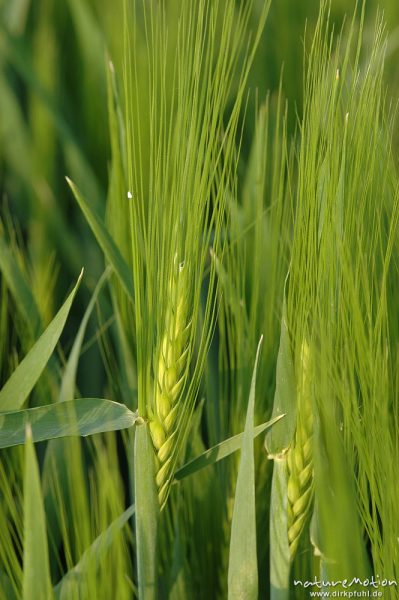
xmin=174 ymin=414 xmax=285 ymax=482
xmin=66 ymin=178 xmax=135 ymax=305
xmin=0 ymin=398 xmax=137 ymax=448
xmin=0 ymin=271 xmax=83 ymax=412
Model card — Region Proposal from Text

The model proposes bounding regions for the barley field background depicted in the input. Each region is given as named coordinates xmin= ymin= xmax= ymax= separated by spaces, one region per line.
xmin=1 ymin=1 xmax=399 ymax=599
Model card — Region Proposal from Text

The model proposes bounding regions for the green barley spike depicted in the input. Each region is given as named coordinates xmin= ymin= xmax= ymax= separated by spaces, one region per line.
xmin=149 ymin=256 xmax=191 ymax=507
xmin=286 ymin=340 xmax=314 ymax=559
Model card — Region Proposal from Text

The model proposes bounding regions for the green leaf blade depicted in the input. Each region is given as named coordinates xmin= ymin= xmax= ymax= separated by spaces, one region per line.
xmin=228 ymin=337 xmax=263 ymax=600
xmin=174 ymin=414 xmax=284 ymax=482
xmin=0 ymin=271 xmax=83 ymax=412
xmin=265 ymin=296 xmax=296 ymax=457
xmin=0 ymin=398 xmax=137 ymax=448
xmin=66 ymin=178 xmax=135 ymax=305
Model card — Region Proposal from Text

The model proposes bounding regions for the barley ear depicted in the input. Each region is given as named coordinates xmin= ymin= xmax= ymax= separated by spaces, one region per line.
xmin=286 ymin=340 xmax=314 ymax=560
xmin=149 ymin=258 xmax=191 ymax=507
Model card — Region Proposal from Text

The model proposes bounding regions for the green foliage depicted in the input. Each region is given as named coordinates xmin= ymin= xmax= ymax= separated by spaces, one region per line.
xmin=0 ymin=398 xmax=137 ymax=448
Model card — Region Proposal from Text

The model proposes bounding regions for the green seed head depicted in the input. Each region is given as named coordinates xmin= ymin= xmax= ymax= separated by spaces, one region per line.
xmin=149 ymin=258 xmax=191 ymax=507
xmin=286 ymin=339 xmax=314 ymax=560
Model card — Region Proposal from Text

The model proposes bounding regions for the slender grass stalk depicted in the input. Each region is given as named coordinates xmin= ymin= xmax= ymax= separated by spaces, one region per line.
xmin=23 ymin=426 xmax=53 ymax=600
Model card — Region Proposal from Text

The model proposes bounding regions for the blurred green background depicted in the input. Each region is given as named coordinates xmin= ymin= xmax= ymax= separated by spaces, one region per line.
xmin=1 ymin=0 xmax=398 ymax=325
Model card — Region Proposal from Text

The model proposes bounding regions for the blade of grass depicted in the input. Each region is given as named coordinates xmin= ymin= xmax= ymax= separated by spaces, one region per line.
xmin=0 ymin=398 xmax=137 ymax=448
xmin=0 ymin=235 xmax=42 ymax=337
xmin=59 ymin=267 xmax=111 ymax=403
xmin=174 ymin=414 xmax=285 ymax=482
xmin=265 ymin=295 xmax=296 ymax=457
xmin=0 ymin=270 xmax=83 ymax=412
xmin=23 ymin=425 xmax=54 ymax=600
xmin=53 ymin=503 xmax=135 ymax=599
xmin=228 ymin=337 xmax=263 ymax=600
xmin=66 ymin=0 xmax=105 ymax=80
xmin=66 ymin=178 xmax=134 ymax=304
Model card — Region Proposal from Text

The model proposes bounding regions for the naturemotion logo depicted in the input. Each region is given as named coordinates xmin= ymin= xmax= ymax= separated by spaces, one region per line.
xmin=293 ymin=576 xmax=397 ymax=597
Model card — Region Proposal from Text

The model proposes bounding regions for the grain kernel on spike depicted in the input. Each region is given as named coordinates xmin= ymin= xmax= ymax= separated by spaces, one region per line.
xmin=149 ymin=419 xmax=166 ymax=450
